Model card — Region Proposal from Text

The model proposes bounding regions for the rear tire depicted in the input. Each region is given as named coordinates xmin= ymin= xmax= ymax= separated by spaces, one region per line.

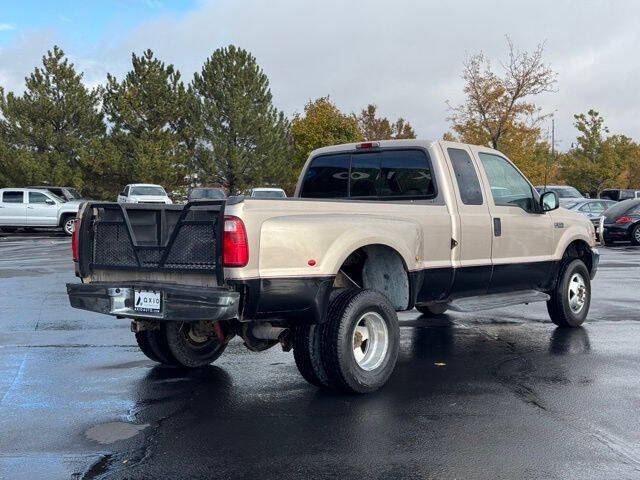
xmin=547 ymin=259 xmax=591 ymax=328
xmin=293 ymin=323 xmax=329 ymax=387
xmin=320 ymin=289 xmax=399 ymax=393
xmin=164 ymin=322 xmax=226 ymax=368
xmin=135 ymin=329 xmax=179 ymax=365
xmin=416 ymin=303 xmax=447 ymax=316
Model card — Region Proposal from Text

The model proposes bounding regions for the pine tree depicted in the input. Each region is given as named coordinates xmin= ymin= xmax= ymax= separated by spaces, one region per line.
xmin=102 ymin=49 xmax=197 ymax=196
xmin=0 ymin=46 xmax=104 ymax=190
xmin=192 ymin=45 xmax=290 ymax=194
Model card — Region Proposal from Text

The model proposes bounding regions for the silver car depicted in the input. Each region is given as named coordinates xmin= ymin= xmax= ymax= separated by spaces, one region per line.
xmin=565 ymin=199 xmax=617 ymax=226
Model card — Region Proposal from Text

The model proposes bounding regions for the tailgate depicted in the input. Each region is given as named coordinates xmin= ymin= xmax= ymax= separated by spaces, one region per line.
xmin=76 ymin=201 xmax=225 ymax=284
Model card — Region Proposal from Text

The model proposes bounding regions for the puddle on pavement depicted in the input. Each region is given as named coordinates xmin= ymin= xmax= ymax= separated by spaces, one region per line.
xmin=85 ymin=422 xmax=149 ymax=444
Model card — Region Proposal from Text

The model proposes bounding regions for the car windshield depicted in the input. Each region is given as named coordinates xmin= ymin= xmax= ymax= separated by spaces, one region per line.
xmin=551 ymin=187 xmax=583 ymax=198
xmin=190 ymin=188 xmax=225 ymax=199
xmin=131 ymin=186 xmax=166 ymax=196
xmin=252 ymin=190 xmax=286 ymax=198
xmin=65 ymin=188 xmax=83 ymax=199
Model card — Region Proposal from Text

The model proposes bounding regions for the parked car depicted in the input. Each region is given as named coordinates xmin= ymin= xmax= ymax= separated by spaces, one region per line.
xmin=535 ymin=185 xmax=585 ymax=207
xmin=28 ymin=186 xmax=85 ymax=202
xmin=117 ymin=184 xmax=172 ymax=204
xmin=67 ymin=140 xmax=597 ymax=393
xmin=246 ymin=187 xmax=287 ymax=198
xmin=187 ymin=187 xmax=226 ymax=201
xmin=0 ymin=188 xmax=80 ymax=235
xmin=599 ymin=198 xmax=640 ymax=245
xmin=599 ymin=189 xmax=640 ymax=202
xmin=565 ymin=199 xmax=617 ymax=226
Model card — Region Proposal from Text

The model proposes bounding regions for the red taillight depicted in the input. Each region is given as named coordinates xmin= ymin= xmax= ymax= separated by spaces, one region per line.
xmin=616 ymin=216 xmax=632 ymax=224
xmin=71 ymin=218 xmax=80 ymax=262
xmin=223 ymin=216 xmax=248 ymax=267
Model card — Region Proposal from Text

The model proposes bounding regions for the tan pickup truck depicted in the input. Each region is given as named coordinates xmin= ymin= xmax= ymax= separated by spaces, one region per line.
xmin=67 ymin=139 xmax=598 ymax=393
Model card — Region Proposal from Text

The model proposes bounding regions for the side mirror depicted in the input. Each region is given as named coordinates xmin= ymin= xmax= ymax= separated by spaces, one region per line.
xmin=540 ymin=191 xmax=559 ymax=212
xmin=45 ymin=198 xmax=56 ymax=205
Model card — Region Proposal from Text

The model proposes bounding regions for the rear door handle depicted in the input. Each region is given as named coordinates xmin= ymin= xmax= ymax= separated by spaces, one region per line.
xmin=493 ymin=218 xmax=502 ymax=237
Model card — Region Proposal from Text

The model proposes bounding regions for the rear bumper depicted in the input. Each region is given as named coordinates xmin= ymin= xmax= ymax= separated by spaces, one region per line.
xmin=601 ymin=224 xmax=631 ymax=241
xmin=66 ymin=282 xmax=239 ymax=322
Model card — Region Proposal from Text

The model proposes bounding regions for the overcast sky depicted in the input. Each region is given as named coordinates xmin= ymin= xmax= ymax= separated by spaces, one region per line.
xmin=1 ymin=0 xmax=639 ymax=150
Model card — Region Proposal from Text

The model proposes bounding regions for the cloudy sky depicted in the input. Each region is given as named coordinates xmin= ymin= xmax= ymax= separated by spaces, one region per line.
xmin=1 ymin=0 xmax=638 ymax=149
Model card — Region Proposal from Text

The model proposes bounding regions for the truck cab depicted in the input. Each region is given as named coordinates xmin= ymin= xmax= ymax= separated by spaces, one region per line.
xmin=67 ymin=140 xmax=598 ymax=393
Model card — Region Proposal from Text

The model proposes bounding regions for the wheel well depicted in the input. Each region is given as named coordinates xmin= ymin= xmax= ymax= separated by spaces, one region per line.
xmin=563 ymin=240 xmax=593 ymax=274
xmin=59 ymin=213 xmax=74 ymax=227
xmin=333 ymin=244 xmax=409 ymax=310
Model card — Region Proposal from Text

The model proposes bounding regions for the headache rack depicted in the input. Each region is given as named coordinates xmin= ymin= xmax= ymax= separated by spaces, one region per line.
xmin=76 ymin=201 xmax=225 ymax=284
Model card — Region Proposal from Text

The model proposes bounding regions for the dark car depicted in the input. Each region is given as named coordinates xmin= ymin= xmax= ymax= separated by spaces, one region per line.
xmin=565 ymin=199 xmax=617 ymax=226
xmin=187 ymin=187 xmax=226 ymax=201
xmin=28 ymin=186 xmax=84 ymax=202
xmin=600 ymin=199 xmax=640 ymax=245
xmin=599 ymin=189 xmax=640 ymax=202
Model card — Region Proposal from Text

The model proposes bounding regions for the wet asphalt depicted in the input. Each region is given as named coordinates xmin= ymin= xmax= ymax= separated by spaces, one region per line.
xmin=1 ymin=231 xmax=640 ymax=480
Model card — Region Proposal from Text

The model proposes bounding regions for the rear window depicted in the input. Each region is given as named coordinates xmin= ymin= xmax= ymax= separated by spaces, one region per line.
xmin=300 ymin=149 xmax=435 ymax=199
xmin=252 ymin=190 xmax=286 ymax=198
xmin=606 ymin=199 xmax=640 ymax=217
xmin=190 ymin=188 xmax=225 ymax=200
xmin=131 ymin=186 xmax=166 ymax=196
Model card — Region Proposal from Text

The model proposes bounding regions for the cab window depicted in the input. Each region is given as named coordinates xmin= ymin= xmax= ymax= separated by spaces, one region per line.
xmin=478 ymin=152 xmax=536 ymax=212
xmin=29 ymin=192 xmax=51 ymax=204
xmin=2 ymin=191 xmax=24 ymax=203
xmin=448 ymin=148 xmax=483 ymax=205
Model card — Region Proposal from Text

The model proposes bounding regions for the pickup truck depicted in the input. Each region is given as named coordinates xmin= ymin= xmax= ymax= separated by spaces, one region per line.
xmin=117 ymin=184 xmax=172 ymax=204
xmin=67 ymin=140 xmax=598 ymax=393
xmin=0 ymin=188 xmax=81 ymax=235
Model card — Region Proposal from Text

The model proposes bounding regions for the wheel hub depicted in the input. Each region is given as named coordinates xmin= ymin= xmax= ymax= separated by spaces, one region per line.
xmin=568 ymin=273 xmax=587 ymax=313
xmin=352 ymin=312 xmax=389 ymax=371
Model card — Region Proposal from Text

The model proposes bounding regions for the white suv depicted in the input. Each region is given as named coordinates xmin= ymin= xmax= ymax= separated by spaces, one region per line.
xmin=0 ymin=188 xmax=81 ymax=235
xmin=117 ymin=184 xmax=172 ymax=204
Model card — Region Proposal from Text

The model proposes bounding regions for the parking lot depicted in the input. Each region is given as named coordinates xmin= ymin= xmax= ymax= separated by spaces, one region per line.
xmin=1 ymin=232 xmax=640 ymax=479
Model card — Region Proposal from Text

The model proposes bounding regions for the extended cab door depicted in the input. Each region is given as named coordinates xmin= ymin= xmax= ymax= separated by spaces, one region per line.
xmin=27 ymin=191 xmax=59 ymax=226
xmin=440 ymin=143 xmax=493 ymax=297
xmin=472 ymin=148 xmax=554 ymax=293
xmin=0 ymin=190 xmax=27 ymax=226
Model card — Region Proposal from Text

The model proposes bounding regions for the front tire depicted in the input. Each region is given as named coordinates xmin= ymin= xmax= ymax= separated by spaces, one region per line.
xmin=61 ymin=215 xmax=75 ymax=236
xmin=320 ymin=289 xmax=399 ymax=393
xmin=164 ymin=322 xmax=226 ymax=368
xmin=547 ymin=259 xmax=591 ymax=327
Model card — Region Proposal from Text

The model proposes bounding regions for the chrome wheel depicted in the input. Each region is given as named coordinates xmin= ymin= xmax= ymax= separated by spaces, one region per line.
xmin=352 ymin=311 xmax=389 ymax=371
xmin=568 ymin=273 xmax=587 ymax=313
xmin=64 ymin=218 xmax=75 ymax=235
xmin=634 ymin=226 xmax=640 ymax=243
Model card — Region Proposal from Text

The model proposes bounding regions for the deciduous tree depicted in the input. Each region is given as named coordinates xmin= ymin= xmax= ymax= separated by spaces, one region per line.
xmin=356 ymin=104 xmax=416 ymax=140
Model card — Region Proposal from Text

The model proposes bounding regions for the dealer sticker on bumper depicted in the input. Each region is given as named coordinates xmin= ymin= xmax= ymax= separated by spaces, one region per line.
xmin=134 ymin=290 xmax=161 ymax=313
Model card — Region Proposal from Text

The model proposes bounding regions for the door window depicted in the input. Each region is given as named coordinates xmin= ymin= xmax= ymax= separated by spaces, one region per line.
xmin=448 ymin=148 xmax=483 ymax=205
xmin=2 ymin=191 xmax=24 ymax=203
xmin=29 ymin=192 xmax=52 ymax=204
xmin=478 ymin=153 xmax=536 ymax=212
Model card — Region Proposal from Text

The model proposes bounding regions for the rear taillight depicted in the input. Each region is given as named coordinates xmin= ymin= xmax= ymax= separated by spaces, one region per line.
xmin=223 ymin=216 xmax=248 ymax=267
xmin=71 ymin=218 xmax=80 ymax=262
xmin=616 ymin=216 xmax=632 ymax=224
